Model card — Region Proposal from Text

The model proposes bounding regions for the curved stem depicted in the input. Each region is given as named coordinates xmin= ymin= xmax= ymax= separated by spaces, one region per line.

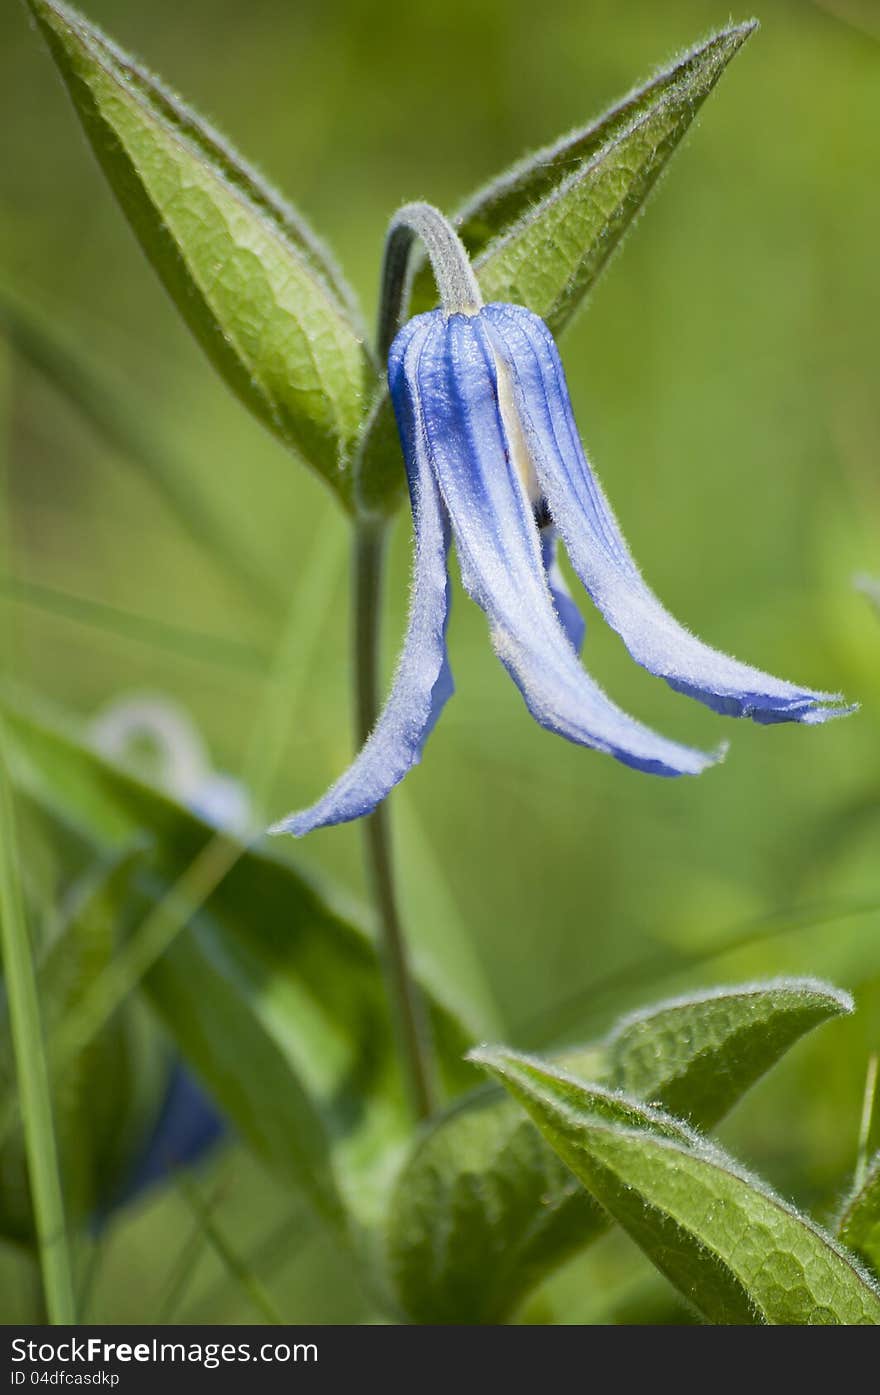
xmin=354 ymin=520 xmax=435 ymax=1120
xmin=378 ymin=202 xmax=483 ymax=360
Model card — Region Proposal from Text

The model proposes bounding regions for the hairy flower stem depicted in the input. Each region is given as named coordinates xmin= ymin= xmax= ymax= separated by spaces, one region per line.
xmin=378 ymin=202 xmax=483 ymax=360
xmin=354 ymin=521 xmax=435 ymax=1121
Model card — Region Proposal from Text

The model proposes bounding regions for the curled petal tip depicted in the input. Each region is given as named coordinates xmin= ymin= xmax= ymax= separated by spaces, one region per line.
xmin=794 ymin=699 xmax=858 ymax=727
xmin=664 ymin=678 xmax=854 ymax=725
xmin=744 ymin=691 xmax=856 ymax=726
xmin=637 ymin=736 xmax=727 ymax=779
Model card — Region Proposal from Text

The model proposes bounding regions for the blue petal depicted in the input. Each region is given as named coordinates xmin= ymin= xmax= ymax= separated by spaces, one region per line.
xmin=416 ymin=310 xmax=719 ymax=778
xmin=541 ymin=525 xmax=585 ymax=656
xmin=273 ymin=317 xmax=454 ymax=835
xmin=485 ymin=303 xmax=852 ymax=725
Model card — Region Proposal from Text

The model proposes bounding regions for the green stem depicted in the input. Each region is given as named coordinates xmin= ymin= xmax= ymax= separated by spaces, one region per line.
xmin=0 ymin=721 xmax=76 ymax=1324
xmin=354 ymin=521 xmax=435 ymax=1120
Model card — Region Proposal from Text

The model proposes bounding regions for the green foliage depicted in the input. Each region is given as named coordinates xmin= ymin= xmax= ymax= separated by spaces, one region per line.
xmin=24 ymin=5 xmax=759 ymax=523
xmin=355 ymin=21 xmax=754 ymax=514
xmin=441 ymin=23 xmax=754 ymax=331
xmin=606 ymin=978 xmax=854 ymax=1127
xmin=474 ymin=1048 xmax=880 ymax=1325
xmin=387 ymin=982 xmax=848 ymax=1322
xmin=9 ymin=0 xmax=878 ymax=1325
xmin=26 ymin=0 xmax=375 ymax=507
xmin=387 ymin=1045 xmax=605 ymax=1324
xmin=0 ymin=695 xmax=473 ymax=1231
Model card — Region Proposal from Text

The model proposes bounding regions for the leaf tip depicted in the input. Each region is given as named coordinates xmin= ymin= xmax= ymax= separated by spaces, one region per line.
xmin=466 ymin=1043 xmax=547 ymax=1095
xmin=608 ymin=976 xmax=853 ymax=1047
xmin=23 ymin=0 xmax=64 ymax=30
xmin=717 ymin=18 xmax=759 ymax=52
xmin=768 ymin=975 xmax=855 ymax=1017
xmin=465 ymin=1042 xmax=505 ymax=1072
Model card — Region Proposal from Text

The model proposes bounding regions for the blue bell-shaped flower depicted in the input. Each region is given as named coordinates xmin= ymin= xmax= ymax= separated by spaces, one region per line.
xmin=279 ymin=213 xmax=850 ymax=838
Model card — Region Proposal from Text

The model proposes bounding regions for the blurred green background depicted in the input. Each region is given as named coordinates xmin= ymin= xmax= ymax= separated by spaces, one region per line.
xmin=2 ymin=0 xmax=879 ymax=1322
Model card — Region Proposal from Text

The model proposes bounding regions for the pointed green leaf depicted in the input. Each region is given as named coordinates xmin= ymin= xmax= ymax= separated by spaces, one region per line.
xmin=388 ymin=978 xmax=844 ymax=1321
xmin=839 ymin=1154 xmax=880 ymax=1280
xmin=1 ymin=694 xmax=473 ymax=1227
xmin=413 ymin=22 xmax=755 ymax=320
xmin=473 ymin=22 xmax=754 ymax=330
xmin=355 ymin=22 xmax=754 ymax=514
xmin=27 ymin=0 xmax=375 ymax=503
xmin=608 ymin=978 xmax=853 ymax=1128
xmin=475 ymin=1048 xmax=880 ymax=1325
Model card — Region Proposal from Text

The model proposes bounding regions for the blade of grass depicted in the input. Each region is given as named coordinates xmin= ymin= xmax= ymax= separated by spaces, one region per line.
xmin=0 ymin=341 xmax=75 ymax=1323
xmin=0 ymin=724 xmax=76 ymax=1323
xmin=811 ymin=0 xmax=880 ymax=42
xmin=154 ymin=1178 xmax=226 ymax=1323
xmin=0 ymin=573 xmax=268 ymax=674
xmin=173 ymin=1171 xmax=283 ymax=1324
xmin=75 ymin=1237 xmax=104 ymax=1322
xmin=181 ymin=1206 xmax=315 ymax=1322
